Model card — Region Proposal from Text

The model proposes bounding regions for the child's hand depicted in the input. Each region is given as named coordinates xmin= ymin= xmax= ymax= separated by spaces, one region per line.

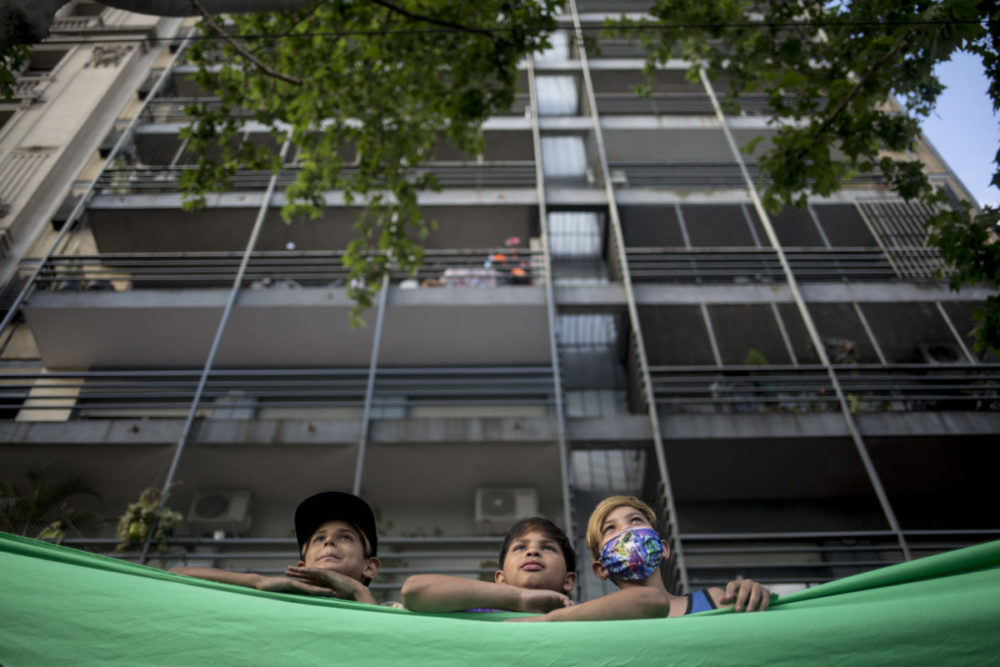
xmin=721 ymin=579 xmax=772 ymax=612
xmin=285 ymin=565 xmax=377 ymax=604
xmin=516 ymin=588 xmax=574 ymax=613
xmin=255 ymin=575 xmax=335 ymax=596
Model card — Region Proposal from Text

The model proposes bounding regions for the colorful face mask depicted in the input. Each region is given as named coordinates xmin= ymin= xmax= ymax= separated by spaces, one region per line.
xmin=599 ymin=526 xmax=664 ymax=581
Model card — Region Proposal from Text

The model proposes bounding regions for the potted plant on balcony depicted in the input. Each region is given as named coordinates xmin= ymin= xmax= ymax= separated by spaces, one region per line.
xmin=0 ymin=469 xmax=100 ymax=543
xmin=115 ymin=486 xmax=182 ymax=554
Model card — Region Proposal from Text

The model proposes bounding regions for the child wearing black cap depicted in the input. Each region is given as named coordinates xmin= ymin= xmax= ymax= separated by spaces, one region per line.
xmin=171 ymin=491 xmax=380 ymax=604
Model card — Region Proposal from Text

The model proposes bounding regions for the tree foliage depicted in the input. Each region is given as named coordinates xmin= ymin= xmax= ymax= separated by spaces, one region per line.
xmin=613 ymin=0 xmax=1000 ymax=354
xmin=180 ymin=0 xmax=558 ymax=323
xmin=0 ymin=44 xmax=30 ymax=100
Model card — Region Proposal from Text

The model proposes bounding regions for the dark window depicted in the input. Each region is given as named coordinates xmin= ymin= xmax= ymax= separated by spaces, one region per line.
xmin=812 ymin=204 xmax=878 ymax=247
xmin=809 ymin=303 xmax=881 ymax=364
xmin=771 ymin=207 xmax=825 ymax=247
xmin=682 ymin=204 xmax=757 ymax=247
xmin=859 ymin=302 xmax=957 ymax=364
xmin=707 ymin=304 xmax=793 ymax=365
xmin=620 ymin=206 xmax=684 ymax=247
xmin=639 ymin=305 xmax=717 ymax=365
xmin=25 ymin=48 xmax=69 ymax=75
xmin=940 ymin=302 xmax=997 ymax=362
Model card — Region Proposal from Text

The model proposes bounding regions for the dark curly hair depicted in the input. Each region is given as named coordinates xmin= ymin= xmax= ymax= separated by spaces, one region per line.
xmin=498 ymin=517 xmax=576 ymax=574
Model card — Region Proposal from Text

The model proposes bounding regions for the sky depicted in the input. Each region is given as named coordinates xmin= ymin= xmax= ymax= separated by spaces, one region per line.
xmin=920 ymin=51 xmax=999 ymax=209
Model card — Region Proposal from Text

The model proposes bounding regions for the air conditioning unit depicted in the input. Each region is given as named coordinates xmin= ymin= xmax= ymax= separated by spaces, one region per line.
xmin=475 ymin=487 xmax=538 ymax=535
xmin=187 ymin=489 xmax=252 ymax=536
xmin=918 ymin=342 xmax=964 ymax=365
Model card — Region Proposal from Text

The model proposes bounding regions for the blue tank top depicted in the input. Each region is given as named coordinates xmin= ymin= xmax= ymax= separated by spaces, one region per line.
xmin=685 ymin=589 xmax=717 ymax=615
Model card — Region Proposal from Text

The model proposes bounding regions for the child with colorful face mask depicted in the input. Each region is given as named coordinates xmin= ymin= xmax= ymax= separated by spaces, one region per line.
xmin=511 ymin=495 xmax=771 ymax=622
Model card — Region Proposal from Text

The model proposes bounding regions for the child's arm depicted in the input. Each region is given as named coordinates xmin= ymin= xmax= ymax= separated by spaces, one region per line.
xmin=508 ymin=586 xmax=670 ymax=622
xmin=170 ymin=566 xmax=334 ymax=597
xmin=401 ymin=574 xmax=572 ymax=613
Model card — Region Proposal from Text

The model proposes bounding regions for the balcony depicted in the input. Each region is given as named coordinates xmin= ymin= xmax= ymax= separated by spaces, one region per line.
xmin=648 ymin=364 xmax=1000 ymax=421
xmin=682 ymin=529 xmax=1000 ymax=588
xmin=608 ymin=161 xmax=889 ymax=190
xmin=628 ymin=247 xmax=897 ymax=283
xmin=0 ymin=366 xmax=556 ymax=423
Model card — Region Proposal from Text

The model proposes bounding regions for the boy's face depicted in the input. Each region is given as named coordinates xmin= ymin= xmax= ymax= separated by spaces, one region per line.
xmin=597 ymin=505 xmax=655 ymax=548
xmin=495 ymin=529 xmax=576 ymax=593
xmin=592 ymin=505 xmax=669 ymax=582
xmin=299 ymin=519 xmax=379 ymax=582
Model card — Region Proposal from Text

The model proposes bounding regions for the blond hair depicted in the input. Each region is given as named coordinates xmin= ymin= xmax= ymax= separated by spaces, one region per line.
xmin=584 ymin=495 xmax=657 ymax=560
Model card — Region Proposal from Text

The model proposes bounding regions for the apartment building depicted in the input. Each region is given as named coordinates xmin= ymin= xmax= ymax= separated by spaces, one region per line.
xmin=1 ymin=0 xmax=998 ymax=601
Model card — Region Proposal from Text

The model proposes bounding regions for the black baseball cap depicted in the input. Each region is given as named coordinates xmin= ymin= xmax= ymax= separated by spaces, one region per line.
xmin=294 ymin=491 xmax=378 ymax=556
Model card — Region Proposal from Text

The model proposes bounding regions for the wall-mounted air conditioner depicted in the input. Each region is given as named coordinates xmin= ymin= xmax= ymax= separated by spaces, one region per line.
xmin=918 ymin=342 xmax=964 ymax=365
xmin=187 ymin=489 xmax=252 ymax=536
xmin=475 ymin=487 xmax=538 ymax=535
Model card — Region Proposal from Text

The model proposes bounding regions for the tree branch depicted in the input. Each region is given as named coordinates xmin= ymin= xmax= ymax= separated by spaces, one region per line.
xmin=795 ymin=36 xmax=908 ymax=162
xmin=278 ymin=0 xmax=326 ymax=38
xmin=364 ymin=0 xmax=496 ymax=39
xmin=190 ymin=0 xmax=303 ymax=86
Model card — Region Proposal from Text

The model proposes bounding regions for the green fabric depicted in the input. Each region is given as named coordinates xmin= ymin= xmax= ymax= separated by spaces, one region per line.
xmin=2 ymin=532 xmax=999 ymax=666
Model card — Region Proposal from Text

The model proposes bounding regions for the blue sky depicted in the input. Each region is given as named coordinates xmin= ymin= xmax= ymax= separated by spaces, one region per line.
xmin=920 ymin=51 xmax=999 ymax=209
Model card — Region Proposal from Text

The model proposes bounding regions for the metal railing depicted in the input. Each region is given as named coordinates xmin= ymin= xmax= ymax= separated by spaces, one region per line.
xmin=576 ymin=0 xmax=653 ymax=11
xmin=141 ymin=95 xmax=532 ymax=123
xmin=627 ymin=247 xmax=897 ymax=282
xmin=0 ymin=366 xmax=557 ymax=421
xmin=93 ymin=162 xmax=537 ymax=194
xmin=22 ymin=248 xmax=546 ymax=291
xmin=58 ymin=535 xmax=506 ymax=596
xmin=649 ymin=364 xmax=1000 ymax=414
xmin=57 ymin=528 xmax=1000 ymax=595
xmin=682 ymin=529 xmax=1000 ymax=587
xmin=594 ymin=93 xmax=795 ymax=116
xmin=608 ymin=162 xmax=890 ymax=189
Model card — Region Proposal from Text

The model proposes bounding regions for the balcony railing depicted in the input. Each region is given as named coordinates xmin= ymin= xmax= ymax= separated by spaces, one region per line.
xmin=608 ymin=161 xmax=889 ymax=189
xmin=58 ymin=528 xmax=1000 ymax=595
xmin=628 ymin=247 xmax=897 ymax=282
xmin=0 ymin=366 xmax=556 ymax=421
xmin=94 ymin=162 xmax=536 ymax=194
xmin=58 ymin=535 xmax=505 ymax=597
xmin=25 ymin=249 xmax=545 ymax=291
xmin=648 ymin=365 xmax=1000 ymax=414
xmin=141 ymin=95 xmax=532 ymax=123
xmin=682 ymin=529 xmax=1000 ymax=588
xmin=594 ymin=93 xmax=793 ymax=116
xmin=576 ymin=0 xmax=653 ymax=11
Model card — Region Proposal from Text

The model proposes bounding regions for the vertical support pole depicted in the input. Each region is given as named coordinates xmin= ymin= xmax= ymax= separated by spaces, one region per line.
xmin=141 ymin=135 xmax=292 ymax=564
xmin=701 ymin=70 xmax=911 ymax=560
xmin=526 ymin=56 xmax=575 ymax=544
xmin=353 ymin=273 xmax=391 ymax=496
xmin=568 ymin=0 xmax=690 ymax=591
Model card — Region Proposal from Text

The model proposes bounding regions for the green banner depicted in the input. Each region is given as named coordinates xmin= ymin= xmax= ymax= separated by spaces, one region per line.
xmin=2 ymin=532 xmax=999 ymax=665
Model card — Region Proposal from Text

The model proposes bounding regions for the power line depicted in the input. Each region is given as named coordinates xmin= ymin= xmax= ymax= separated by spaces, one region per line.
xmin=31 ymin=17 xmax=997 ymax=48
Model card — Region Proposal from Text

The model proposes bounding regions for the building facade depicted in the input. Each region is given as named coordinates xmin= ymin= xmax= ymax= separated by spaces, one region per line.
xmin=2 ymin=0 xmax=998 ymax=601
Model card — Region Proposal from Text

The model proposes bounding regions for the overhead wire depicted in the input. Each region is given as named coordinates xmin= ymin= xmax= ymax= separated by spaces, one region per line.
xmin=28 ymin=17 xmax=998 ymax=48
